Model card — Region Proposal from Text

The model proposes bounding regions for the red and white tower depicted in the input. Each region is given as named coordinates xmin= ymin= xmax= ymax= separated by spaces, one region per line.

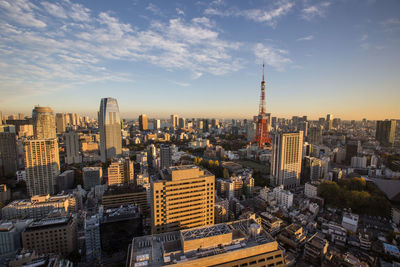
xmin=252 ymin=64 xmax=271 ymax=148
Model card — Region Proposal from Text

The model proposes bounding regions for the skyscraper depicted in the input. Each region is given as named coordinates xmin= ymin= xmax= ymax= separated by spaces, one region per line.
xmin=65 ymin=131 xmax=81 ymax=164
xmin=160 ymin=144 xmax=172 ymax=170
xmin=271 ymin=131 xmax=303 ymax=189
xmin=376 ymin=120 xmax=397 ymax=146
xmin=138 ymin=114 xmax=148 ymax=131
xmin=151 ymin=165 xmax=215 ymax=234
xmin=55 ymin=113 xmax=67 ymax=133
xmin=98 ymin=98 xmax=122 ymax=162
xmin=0 ymin=125 xmax=18 ymax=177
xmin=32 ymin=106 xmax=56 ymax=139
xmin=308 ymin=126 xmax=322 ymax=145
xmin=178 ymin=117 xmax=185 ymax=129
xmin=326 ymin=114 xmax=333 ymax=130
xmin=107 ymin=157 xmax=134 ymax=186
xmin=24 ymin=139 xmax=60 ymax=196
xmin=170 ymin=114 xmax=179 ymax=128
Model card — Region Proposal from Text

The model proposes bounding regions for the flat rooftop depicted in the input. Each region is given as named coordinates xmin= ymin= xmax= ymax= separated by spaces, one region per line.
xmin=129 ymin=219 xmax=276 ymax=266
xmin=26 ymin=216 xmax=71 ymax=231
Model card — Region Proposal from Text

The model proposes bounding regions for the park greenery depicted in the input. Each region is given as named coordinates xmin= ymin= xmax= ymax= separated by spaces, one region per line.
xmin=318 ymin=177 xmax=391 ymax=217
xmin=193 ymin=157 xmax=226 ymax=178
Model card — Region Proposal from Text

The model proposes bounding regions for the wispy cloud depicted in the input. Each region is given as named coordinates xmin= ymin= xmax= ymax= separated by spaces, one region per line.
xmin=253 ymin=43 xmax=292 ymax=71
xmin=301 ymin=2 xmax=331 ymax=21
xmin=297 ymin=35 xmax=314 ymax=41
xmin=0 ymin=0 xmax=244 ymax=99
xmin=360 ymin=34 xmax=368 ymax=41
xmin=176 ymin=8 xmax=184 ymax=15
xmin=380 ymin=18 xmax=400 ymax=32
xmin=205 ymin=0 xmax=293 ymax=27
xmin=170 ymin=80 xmax=190 ymax=87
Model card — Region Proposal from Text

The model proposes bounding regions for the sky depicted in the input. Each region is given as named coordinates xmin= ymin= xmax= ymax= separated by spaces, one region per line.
xmin=0 ymin=0 xmax=399 ymax=120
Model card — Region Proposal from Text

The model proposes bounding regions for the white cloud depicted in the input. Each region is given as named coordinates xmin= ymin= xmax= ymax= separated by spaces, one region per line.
xmin=301 ymin=2 xmax=331 ymax=21
xmin=205 ymin=0 xmax=294 ymax=27
xmin=297 ymin=35 xmax=314 ymax=41
xmin=0 ymin=0 xmax=245 ymax=98
xmin=254 ymin=43 xmax=292 ymax=71
xmin=176 ymin=8 xmax=184 ymax=15
xmin=0 ymin=0 xmax=46 ymax=28
xmin=381 ymin=18 xmax=400 ymax=32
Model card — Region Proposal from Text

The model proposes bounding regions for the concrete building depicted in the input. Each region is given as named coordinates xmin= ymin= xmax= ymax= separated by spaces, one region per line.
xmin=107 ymin=157 xmax=134 ymax=186
xmin=305 ymin=182 xmax=319 ymax=198
xmin=64 ymin=131 xmax=81 ymax=164
xmin=0 ymin=220 xmax=32 ymax=256
xmin=55 ymin=113 xmax=67 ymax=133
xmin=127 ymin=219 xmax=285 ymax=267
xmin=342 ymin=213 xmax=359 ymax=233
xmin=351 ymin=156 xmax=367 ymax=169
xmin=0 ymin=184 xmax=11 ymax=203
xmin=139 ymin=114 xmax=148 ymax=131
xmin=0 ymin=125 xmax=18 ymax=177
xmin=98 ymin=97 xmax=122 ymax=162
xmin=32 ymin=106 xmax=56 ymax=139
xmin=170 ymin=114 xmax=179 ymax=128
xmin=57 ymin=170 xmax=75 ymax=192
xmin=151 ymin=165 xmax=214 ymax=234
xmin=160 ymin=144 xmax=172 ymax=170
xmin=272 ymin=185 xmax=293 ymax=208
xmin=2 ymin=194 xmax=76 ymax=219
xmin=304 ymin=232 xmax=329 ymax=265
xmin=278 ymin=224 xmax=307 ymax=251
xmin=178 ymin=117 xmax=185 ymax=129
xmin=85 ymin=215 xmax=101 ymax=263
xmin=271 ymin=131 xmax=303 ymax=189
xmin=308 ymin=126 xmax=322 ymax=145
xmin=82 ymin=167 xmax=102 ymax=191
xmin=24 ymin=139 xmax=60 ymax=196
xmin=21 ymin=216 xmax=77 ymax=256
xmin=101 ymin=185 xmax=148 ymax=214
xmin=376 ymin=119 xmax=396 ymax=146
xmin=345 ymin=140 xmax=361 ymax=164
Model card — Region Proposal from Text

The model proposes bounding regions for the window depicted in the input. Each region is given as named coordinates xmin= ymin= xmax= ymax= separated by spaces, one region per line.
xmin=275 ymin=254 xmax=281 ymax=259
xmin=250 ymin=261 xmax=257 ymax=265
xmin=240 ymin=264 xmax=248 ymax=267
xmin=258 ymin=259 xmax=265 ymax=263
xmin=276 ymin=261 xmax=283 ymax=265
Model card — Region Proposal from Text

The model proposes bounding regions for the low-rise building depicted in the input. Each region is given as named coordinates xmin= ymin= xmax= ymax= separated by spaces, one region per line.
xmin=304 ymin=181 xmax=319 ymax=198
xmin=127 ymin=219 xmax=285 ymax=267
xmin=304 ymin=233 xmax=329 ymax=265
xmin=278 ymin=224 xmax=307 ymax=251
xmin=21 ymin=216 xmax=77 ymax=256
xmin=101 ymin=184 xmax=148 ymax=214
xmin=321 ymin=222 xmax=347 ymax=246
xmin=82 ymin=167 xmax=102 ymax=191
xmin=2 ymin=194 xmax=76 ymax=220
xmin=0 ymin=220 xmax=32 ymax=255
xmin=259 ymin=212 xmax=283 ymax=236
xmin=342 ymin=212 xmax=359 ymax=233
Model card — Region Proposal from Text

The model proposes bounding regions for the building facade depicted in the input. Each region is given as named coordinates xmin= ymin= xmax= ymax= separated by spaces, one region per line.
xmin=107 ymin=157 xmax=134 ymax=186
xmin=65 ymin=131 xmax=81 ymax=164
xmin=32 ymin=106 xmax=56 ymax=139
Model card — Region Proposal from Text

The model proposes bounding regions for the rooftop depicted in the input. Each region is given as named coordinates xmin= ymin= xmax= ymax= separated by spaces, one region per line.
xmin=26 ymin=216 xmax=71 ymax=231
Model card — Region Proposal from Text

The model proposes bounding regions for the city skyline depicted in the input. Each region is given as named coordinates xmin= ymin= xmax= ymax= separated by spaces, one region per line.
xmin=0 ymin=0 xmax=399 ymax=120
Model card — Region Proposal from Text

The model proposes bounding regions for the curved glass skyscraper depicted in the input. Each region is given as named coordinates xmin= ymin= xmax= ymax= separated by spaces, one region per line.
xmin=98 ymin=98 xmax=122 ymax=162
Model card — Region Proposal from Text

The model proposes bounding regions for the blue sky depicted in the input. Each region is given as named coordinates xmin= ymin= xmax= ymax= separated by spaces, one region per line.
xmin=0 ymin=0 xmax=399 ymax=120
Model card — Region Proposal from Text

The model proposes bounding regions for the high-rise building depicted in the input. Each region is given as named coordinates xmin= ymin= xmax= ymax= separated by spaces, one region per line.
xmin=55 ymin=113 xmax=67 ymax=133
xmin=98 ymin=98 xmax=122 ymax=162
xmin=376 ymin=120 xmax=396 ymax=146
xmin=85 ymin=215 xmax=101 ymax=263
xmin=0 ymin=125 xmax=18 ymax=177
xmin=326 ymin=114 xmax=333 ymax=130
xmin=128 ymin=218 xmax=285 ymax=267
xmin=151 ymin=165 xmax=215 ymax=234
xmin=83 ymin=167 xmax=103 ymax=191
xmin=153 ymin=119 xmax=161 ymax=130
xmin=0 ymin=111 xmax=2 ymax=125
xmin=308 ymin=126 xmax=322 ymax=145
xmin=32 ymin=106 xmax=56 ymax=139
xmin=178 ymin=117 xmax=185 ymax=129
xmin=24 ymin=139 xmax=60 ymax=196
xmin=170 ymin=114 xmax=179 ymax=128
xmin=138 ymin=114 xmax=148 ymax=131
xmin=271 ymin=131 xmax=303 ymax=189
xmin=107 ymin=157 xmax=134 ymax=186
xmin=65 ymin=131 xmax=81 ymax=164
xmin=345 ymin=140 xmax=361 ymax=164
xmin=160 ymin=144 xmax=172 ymax=170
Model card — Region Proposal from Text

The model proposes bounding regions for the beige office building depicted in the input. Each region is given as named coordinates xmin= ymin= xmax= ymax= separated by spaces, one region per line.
xmin=151 ymin=165 xmax=214 ymax=234
xmin=32 ymin=106 xmax=56 ymax=139
xmin=24 ymin=139 xmax=60 ymax=196
xmin=271 ymin=131 xmax=303 ymax=189
xmin=107 ymin=157 xmax=134 ymax=186
xmin=22 ymin=216 xmax=77 ymax=256
xmin=128 ymin=218 xmax=285 ymax=267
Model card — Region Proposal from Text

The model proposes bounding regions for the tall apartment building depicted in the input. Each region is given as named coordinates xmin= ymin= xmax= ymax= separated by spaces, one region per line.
xmin=271 ymin=131 xmax=303 ymax=189
xmin=160 ymin=144 xmax=172 ymax=170
xmin=98 ymin=98 xmax=122 ymax=162
xmin=55 ymin=113 xmax=66 ymax=133
xmin=178 ymin=117 xmax=185 ymax=129
xmin=107 ymin=157 xmax=134 ymax=186
xmin=128 ymin=219 xmax=285 ymax=267
xmin=85 ymin=215 xmax=101 ymax=263
xmin=32 ymin=106 xmax=56 ymax=139
xmin=0 ymin=125 xmax=18 ymax=177
xmin=2 ymin=194 xmax=77 ymax=220
xmin=138 ymin=114 xmax=148 ymax=131
xmin=24 ymin=139 xmax=60 ymax=196
xmin=21 ymin=216 xmax=77 ymax=256
xmin=151 ymin=165 xmax=215 ymax=234
xmin=82 ymin=167 xmax=102 ymax=191
xmin=376 ymin=119 xmax=397 ymax=146
xmin=170 ymin=114 xmax=179 ymax=128
xmin=308 ymin=126 xmax=322 ymax=145
xmin=64 ymin=131 xmax=81 ymax=164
